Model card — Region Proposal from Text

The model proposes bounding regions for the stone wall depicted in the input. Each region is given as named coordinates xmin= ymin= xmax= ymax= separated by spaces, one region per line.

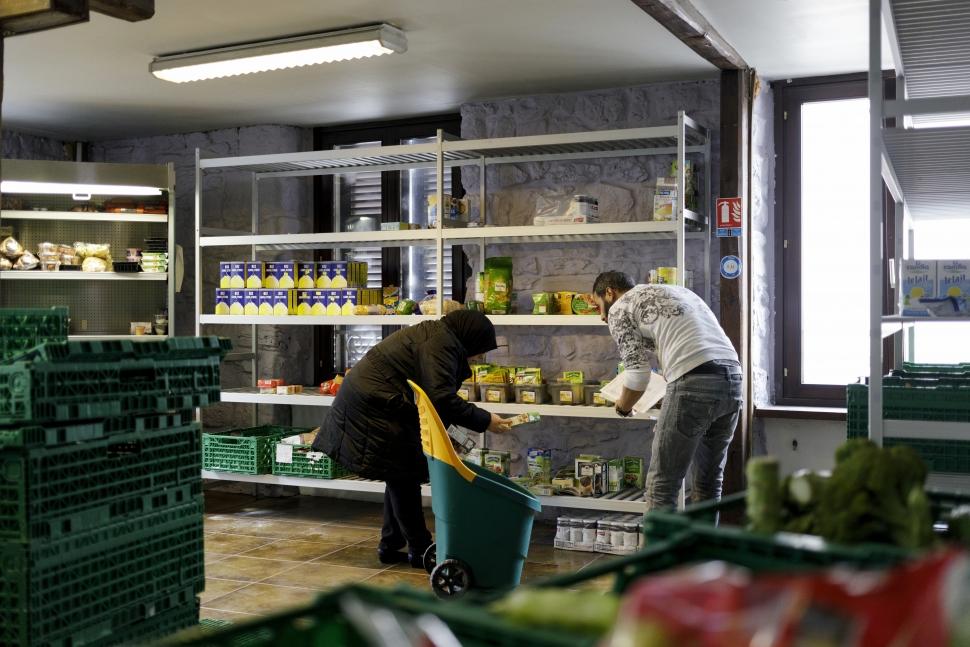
xmin=750 ymin=79 xmax=776 ymax=410
xmin=90 ymin=125 xmax=314 ymax=428
xmin=458 ymin=79 xmax=721 ymax=482
xmin=2 ymin=130 xmax=71 ymax=161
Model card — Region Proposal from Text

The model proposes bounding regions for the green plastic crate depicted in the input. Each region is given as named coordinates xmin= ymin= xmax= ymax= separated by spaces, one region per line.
xmin=0 ymin=410 xmax=193 ymax=450
xmin=0 ymin=307 xmax=69 ymax=362
xmin=272 ymin=443 xmax=349 ymax=479
xmin=203 ymin=426 xmax=311 ymax=474
xmin=0 ymin=418 xmax=201 ymax=543
xmin=902 ymin=361 xmax=970 ymax=374
xmin=104 ymin=594 xmax=200 ymax=647
xmin=0 ymin=498 xmax=204 ymax=646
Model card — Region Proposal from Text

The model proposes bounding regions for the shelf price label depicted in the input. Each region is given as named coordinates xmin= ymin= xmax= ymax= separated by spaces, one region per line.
xmin=716 ymin=197 xmax=742 ymax=237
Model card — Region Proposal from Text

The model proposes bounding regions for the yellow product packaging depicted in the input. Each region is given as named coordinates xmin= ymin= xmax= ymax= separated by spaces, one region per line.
xmin=245 ymin=262 xmax=264 ymax=289
xmin=297 ymin=262 xmax=317 ymax=289
xmin=315 ymin=262 xmax=332 ymax=288
xmin=939 ymin=260 xmax=970 ymax=297
xmin=483 ymin=257 xmax=513 ymax=315
xmin=383 ymin=286 xmax=401 ymax=310
xmin=341 ymin=289 xmax=360 ymax=315
xmin=266 ymin=262 xmax=296 ymax=289
xmin=258 ymin=290 xmax=274 ymax=315
xmin=221 ymin=262 xmax=245 ymax=289
xmin=310 ymin=290 xmax=327 ymax=316
xmin=556 ymin=291 xmax=576 ymax=314
xmin=657 ymin=267 xmax=678 ymax=285
xmin=271 ymin=289 xmax=295 ymax=316
xmin=514 ymin=368 xmax=542 ymax=385
xmin=215 ymin=289 xmax=230 ymax=315
xmin=348 ymin=261 xmax=369 ymax=288
xmin=325 ymin=289 xmax=342 ymax=316
xmin=470 ymin=364 xmax=491 ymax=383
xmin=480 ymin=366 xmax=510 ymax=384
xmin=329 ymin=261 xmax=349 ymax=288
xmin=229 ymin=290 xmax=245 ymax=315
xmin=243 ymin=290 xmax=260 ymax=316
xmin=561 ymin=371 xmax=584 ymax=384
xmin=296 ymin=290 xmax=314 ymax=316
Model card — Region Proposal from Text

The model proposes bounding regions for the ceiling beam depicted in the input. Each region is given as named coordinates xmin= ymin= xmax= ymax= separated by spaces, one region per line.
xmin=89 ymin=0 xmax=154 ymax=22
xmin=0 ymin=0 xmax=88 ymax=36
xmin=630 ymin=0 xmax=747 ymax=70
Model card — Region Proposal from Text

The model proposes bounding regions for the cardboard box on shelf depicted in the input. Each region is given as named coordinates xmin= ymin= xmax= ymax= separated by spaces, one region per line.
xmin=575 ymin=455 xmax=608 ymax=497
xmin=297 ymin=262 xmax=317 ymax=289
xmin=296 ymin=290 xmax=314 ymax=316
xmin=215 ymin=289 xmax=230 ymax=315
xmin=939 ymin=260 xmax=970 ymax=298
xmin=527 ymin=448 xmax=552 ymax=483
xmin=243 ymin=289 xmax=260 ymax=316
xmin=271 ymin=289 xmax=295 ymax=316
xmin=245 ymin=262 xmax=265 ymax=289
xmin=229 ymin=289 xmax=245 ymax=315
xmin=901 ymin=260 xmax=937 ymax=315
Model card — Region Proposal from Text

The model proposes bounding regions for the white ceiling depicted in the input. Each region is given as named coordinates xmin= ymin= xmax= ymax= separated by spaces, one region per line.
xmin=691 ymin=0 xmax=894 ymax=80
xmin=4 ymin=0 xmax=716 ymax=141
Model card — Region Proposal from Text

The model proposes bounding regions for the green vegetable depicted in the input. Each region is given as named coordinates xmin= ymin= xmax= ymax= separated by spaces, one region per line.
xmin=904 ymin=485 xmax=935 ymax=550
xmin=490 ymin=588 xmax=621 ymax=636
xmin=746 ymin=456 xmax=782 ymax=534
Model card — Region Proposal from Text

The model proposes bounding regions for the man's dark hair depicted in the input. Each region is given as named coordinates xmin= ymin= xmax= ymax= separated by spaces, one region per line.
xmin=592 ymin=271 xmax=635 ymax=297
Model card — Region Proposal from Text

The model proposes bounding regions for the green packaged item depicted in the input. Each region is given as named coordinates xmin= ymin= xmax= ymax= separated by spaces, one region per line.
xmin=470 ymin=363 xmax=492 ymax=382
xmin=514 ymin=367 xmax=542 ymax=385
xmin=510 ymin=412 xmax=541 ymax=427
xmin=528 ymin=448 xmax=553 ymax=483
xmin=466 ymin=448 xmax=511 ymax=476
xmin=382 ymin=286 xmax=400 ymax=310
xmin=607 ymin=458 xmax=625 ymax=492
xmin=623 ymin=456 xmax=645 ymax=489
xmin=532 ymin=292 xmax=553 ymax=315
xmin=465 ymin=300 xmax=484 ymax=312
xmin=484 ymin=257 xmax=513 ymax=315
xmin=561 ymin=371 xmax=584 ymax=384
xmin=572 ymin=293 xmax=599 ymax=316
xmin=746 ymin=456 xmax=782 ymax=534
xmin=480 ymin=366 xmax=511 ymax=384
xmin=395 ymin=298 xmax=417 ymax=315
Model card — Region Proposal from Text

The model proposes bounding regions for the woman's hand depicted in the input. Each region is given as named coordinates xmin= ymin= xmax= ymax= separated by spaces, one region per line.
xmin=487 ymin=413 xmax=515 ymax=434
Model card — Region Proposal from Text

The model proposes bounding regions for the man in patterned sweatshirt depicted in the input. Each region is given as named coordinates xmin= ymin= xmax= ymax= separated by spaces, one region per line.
xmin=591 ymin=271 xmax=742 ymax=510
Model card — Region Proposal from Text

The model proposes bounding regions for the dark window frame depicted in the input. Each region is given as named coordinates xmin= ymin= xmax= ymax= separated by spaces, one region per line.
xmin=773 ymin=73 xmax=897 ymax=407
xmin=311 ymin=114 xmax=466 ymax=383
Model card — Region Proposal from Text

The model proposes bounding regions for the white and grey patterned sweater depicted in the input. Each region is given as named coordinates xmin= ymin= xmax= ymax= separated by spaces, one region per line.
xmin=608 ymin=284 xmax=738 ymax=390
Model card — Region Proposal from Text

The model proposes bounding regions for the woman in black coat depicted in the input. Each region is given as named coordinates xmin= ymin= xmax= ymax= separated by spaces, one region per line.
xmin=312 ymin=310 xmax=514 ymax=566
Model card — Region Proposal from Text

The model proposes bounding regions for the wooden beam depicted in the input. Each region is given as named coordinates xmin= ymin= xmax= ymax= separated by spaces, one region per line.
xmin=89 ymin=0 xmax=154 ymax=22
xmin=629 ymin=0 xmax=747 ymax=70
xmin=0 ymin=0 xmax=87 ymax=36
xmin=719 ymin=68 xmax=753 ymax=495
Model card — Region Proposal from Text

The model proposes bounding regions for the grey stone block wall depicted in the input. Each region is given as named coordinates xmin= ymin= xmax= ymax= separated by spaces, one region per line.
xmin=458 ymin=79 xmax=722 ymax=479
xmin=90 ymin=125 xmax=314 ymax=429
xmin=2 ymin=130 xmax=71 ymax=161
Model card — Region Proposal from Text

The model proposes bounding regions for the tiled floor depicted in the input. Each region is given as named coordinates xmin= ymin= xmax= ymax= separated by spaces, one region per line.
xmin=200 ymin=490 xmax=613 ymax=621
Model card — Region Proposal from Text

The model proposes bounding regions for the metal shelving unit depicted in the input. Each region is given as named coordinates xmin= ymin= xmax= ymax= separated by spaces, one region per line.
xmin=196 ymin=115 xmax=709 ymax=513
xmin=0 ymin=159 xmax=176 ymax=338
xmin=869 ymin=1 xmax=970 ymax=483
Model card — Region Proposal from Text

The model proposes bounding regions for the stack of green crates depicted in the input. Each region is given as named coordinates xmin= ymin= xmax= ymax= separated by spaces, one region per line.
xmin=0 ymin=308 xmax=228 ymax=646
xmin=847 ymin=363 xmax=970 ymax=473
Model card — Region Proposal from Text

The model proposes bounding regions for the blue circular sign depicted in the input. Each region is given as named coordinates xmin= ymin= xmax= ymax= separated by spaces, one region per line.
xmin=720 ymin=255 xmax=742 ymax=280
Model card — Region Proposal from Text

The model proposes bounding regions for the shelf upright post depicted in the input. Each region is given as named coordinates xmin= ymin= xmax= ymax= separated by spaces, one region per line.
xmin=868 ymin=0 xmax=885 ymax=445
xmin=704 ymin=138 xmax=712 ymax=303
xmin=435 ymin=130 xmax=445 ymax=316
xmin=479 ymin=157 xmax=487 ymax=273
xmin=251 ymin=172 xmax=259 ymax=427
xmin=194 ymin=149 xmax=202 ymax=337
xmin=676 ymin=111 xmax=687 ymax=287
xmin=167 ymin=163 xmax=176 ymax=336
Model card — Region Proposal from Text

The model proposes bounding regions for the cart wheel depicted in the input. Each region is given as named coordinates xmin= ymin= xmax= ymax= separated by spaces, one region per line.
xmin=430 ymin=559 xmax=473 ymax=599
xmin=423 ymin=543 xmax=437 ymax=574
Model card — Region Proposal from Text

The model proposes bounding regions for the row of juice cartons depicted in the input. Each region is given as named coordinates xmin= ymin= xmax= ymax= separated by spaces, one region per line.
xmin=215 ymin=288 xmax=383 ymax=316
xmin=219 ymin=261 xmax=369 ymax=290
xmin=901 ymin=259 xmax=970 ymax=314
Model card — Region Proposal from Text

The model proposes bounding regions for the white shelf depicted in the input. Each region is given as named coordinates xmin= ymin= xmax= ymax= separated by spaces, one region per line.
xmin=487 ymin=315 xmax=605 ymax=327
xmin=200 ymin=229 xmax=436 ymax=250
xmin=441 ymin=220 xmax=706 ymax=244
xmin=199 ymin=471 xmax=647 ymax=513
xmin=927 ymin=472 xmax=970 ymax=493
xmin=478 ymin=401 xmax=660 ymax=420
xmin=0 ymin=271 xmax=166 ymax=281
xmin=220 ymin=388 xmax=335 ymax=406
xmin=884 ymin=420 xmax=970 ymax=442
xmin=883 ymin=315 xmax=970 ymax=324
xmin=68 ymin=334 xmax=168 ymax=341
xmin=1 ymin=210 xmax=167 ymax=223
xmin=200 ymin=315 xmax=434 ymax=326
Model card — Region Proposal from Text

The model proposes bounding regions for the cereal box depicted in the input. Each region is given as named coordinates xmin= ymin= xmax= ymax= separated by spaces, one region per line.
xmin=575 ymin=456 xmax=608 ymax=497
xmin=215 ymin=289 xmax=230 ymax=315
xmin=901 ymin=260 xmax=936 ymax=315
xmin=245 ymin=262 xmax=265 ymax=289
xmin=939 ymin=260 xmax=970 ymax=298
xmin=297 ymin=262 xmax=316 ymax=289
xmin=228 ymin=290 xmax=245 ymax=315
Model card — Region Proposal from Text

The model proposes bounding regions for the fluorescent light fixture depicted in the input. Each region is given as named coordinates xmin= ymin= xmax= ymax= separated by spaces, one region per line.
xmin=0 ymin=181 xmax=162 ymax=196
xmin=150 ymin=24 xmax=406 ymax=83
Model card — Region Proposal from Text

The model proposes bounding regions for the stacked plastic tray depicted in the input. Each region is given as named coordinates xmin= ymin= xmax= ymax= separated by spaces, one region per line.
xmin=847 ymin=365 xmax=970 ymax=473
xmin=0 ymin=310 xmax=228 ymax=646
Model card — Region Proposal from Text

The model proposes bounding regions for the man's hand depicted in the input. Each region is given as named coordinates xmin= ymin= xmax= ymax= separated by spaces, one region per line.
xmin=487 ymin=413 xmax=515 ymax=434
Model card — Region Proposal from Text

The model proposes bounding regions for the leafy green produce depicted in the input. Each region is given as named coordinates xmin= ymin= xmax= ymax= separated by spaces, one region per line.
xmin=745 ymin=456 xmax=782 ymax=533
xmin=490 ymin=588 xmax=621 ymax=636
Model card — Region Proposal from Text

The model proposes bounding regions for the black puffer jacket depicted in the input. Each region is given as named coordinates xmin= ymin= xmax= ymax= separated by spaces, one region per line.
xmin=312 ymin=311 xmax=496 ymax=481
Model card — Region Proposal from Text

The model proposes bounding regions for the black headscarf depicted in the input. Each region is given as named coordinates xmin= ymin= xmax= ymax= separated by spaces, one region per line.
xmin=442 ymin=310 xmax=497 ymax=357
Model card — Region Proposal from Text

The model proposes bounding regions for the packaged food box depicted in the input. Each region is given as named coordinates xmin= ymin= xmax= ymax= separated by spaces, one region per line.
xmin=381 ymin=222 xmax=411 ymax=231
xmin=329 ymin=261 xmax=349 ymax=288
xmin=607 ymin=458 xmax=624 ymax=492
xmin=296 ymin=290 xmax=314 ymax=316
xmin=276 ymin=385 xmax=303 ymax=395
xmin=220 ymin=262 xmax=245 ymax=288
xmin=527 ymin=448 xmax=552 ymax=483
xmin=652 ymin=181 xmax=677 ymax=221
xmin=901 ymin=260 xmax=936 ymax=315
xmin=265 ymin=261 xmax=296 ymax=289
xmin=550 ymin=381 xmax=585 ymax=405
xmin=215 ymin=289 xmax=230 ymax=315
xmin=315 ymin=262 xmax=332 ymax=288
xmin=556 ymin=292 xmax=576 ymax=314
xmin=479 ymin=383 xmax=513 ymax=403
xmin=571 ymin=294 xmax=599 ymax=316
xmin=243 ymin=289 xmax=260 ymax=316
xmin=271 ymin=289 xmax=295 ymax=316
xmin=245 ymin=262 xmax=265 ymax=289
xmin=447 ymin=425 xmax=478 ymax=456
xmin=515 ymin=383 xmax=548 ymax=405
xmin=532 ymin=292 xmax=554 ymax=315
xmin=325 ymin=290 xmax=343 ymax=316
xmin=297 ymin=262 xmax=316 ymax=289
xmin=514 ymin=368 xmax=542 ymax=385
xmin=341 ymin=289 xmax=359 ymax=315
xmin=624 ymin=456 xmax=645 ymax=489
xmin=939 ymin=260 xmax=970 ymax=298
xmin=466 ymin=449 xmax=511 ymax=476
xmin=229 ymin=289 xmax=245 ymax=315
xmin=310 ymin=289 xmax=327 ymax=315
xmin=457 ymin=381 xmax=479 ymax=402
xmin=584 ymin=383 xmax=608 ymax=407
xmin=575 ymin=456 xmax=608 ymax=497
xmin=552 ymin=468 xmax=577 ymax=490
xmin=657 ymin=267 xmax=678 ymax=285
xmin=561 ymin=371 xmax=584 ymax=384
xmin=258 ymin=378 xmax=284 ymax=394
xmin=470 ymin=364 xmax=493 ymax=383
xmin=383 ymin=286 xmax=401 ymax=310
xmin=509 ymin=412 xmax=540 ymax=427
xmin=258 ymin=290 xmax=274 ymax=315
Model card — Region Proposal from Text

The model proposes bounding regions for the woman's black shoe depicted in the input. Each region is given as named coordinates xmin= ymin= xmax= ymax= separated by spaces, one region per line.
xmin=378 ymin=548 xmax=409 ymax=565
xmin=407 ymin=551 xmax=427 ymax=569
